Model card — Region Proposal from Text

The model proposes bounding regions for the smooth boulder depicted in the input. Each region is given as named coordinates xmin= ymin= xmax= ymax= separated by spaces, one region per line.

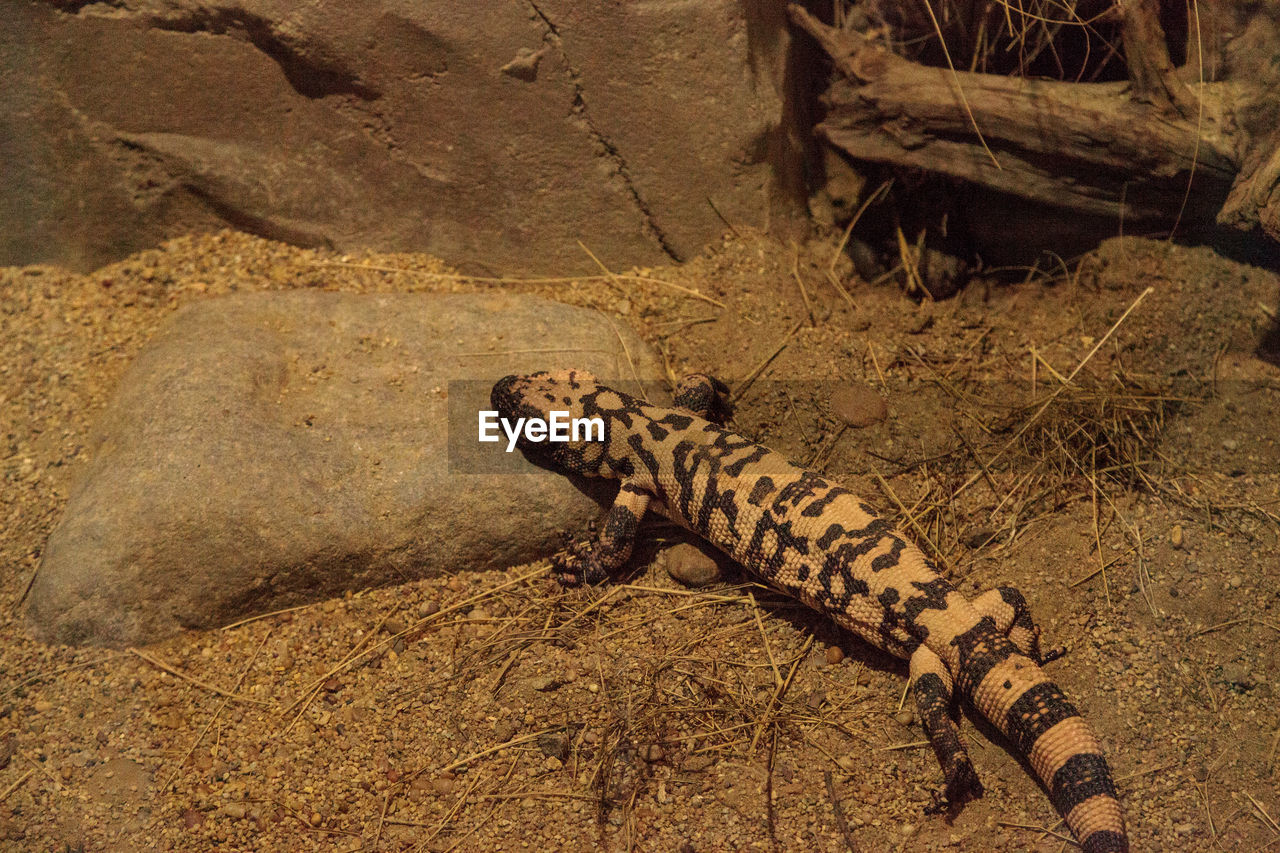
xmin=27 ymin=291 xmax=662 ymax=647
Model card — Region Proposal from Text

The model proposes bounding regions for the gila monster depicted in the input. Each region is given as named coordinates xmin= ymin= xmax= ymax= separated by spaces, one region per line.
xmin=491 ymin=369 xmax=1128 ymax=853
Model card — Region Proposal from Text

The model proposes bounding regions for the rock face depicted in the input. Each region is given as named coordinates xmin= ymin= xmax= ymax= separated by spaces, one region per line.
xmin=27 ymin=291 xmax=663 ymax=647
xmin=2 ymin=0 xmax=795 ymax=273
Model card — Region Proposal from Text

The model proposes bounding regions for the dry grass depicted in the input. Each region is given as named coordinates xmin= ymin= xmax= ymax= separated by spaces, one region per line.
xmin=850 ymin=0 xmax=1135 ymax=83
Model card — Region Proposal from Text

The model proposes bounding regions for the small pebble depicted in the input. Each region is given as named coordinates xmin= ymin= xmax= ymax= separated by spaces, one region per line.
xmin=221 ymin=802 xmax=247 ymax=820
xmin=528 ymin=675 xmax=559 ymax=692
xmin=825 ymin=646 xmax=845 ymax=666
xmin=1226 ymin=573 xmax=1244 ymax=589
xmin=32 ymin=700 xmax=53 ymax=713
xmin=894 ymin=710 xmax=915 ymax=726
xmin=432 ymin=776 xmax=455 ymax=795
xmin=1170 ymin=524 xmax=1185 ymax=550
xmin=641 ymin=743 xmax=664 ymax=763
xmin=419 ymin=601 xmax=440 ymax=617
xmin=1219 ymin=662 xmax=1253 ymax=688
xmin=961 ymin=528 xmax=999 ymax=549
xmin=537 ymin=733 xmax=570 ymax=761
xmin=1222 ymin=438 xmax=1238 ymax=451
xmin=665 ymin=543 xmax=722 ymax=587
xmin=830 ymin=382 xmax=888 ymax=428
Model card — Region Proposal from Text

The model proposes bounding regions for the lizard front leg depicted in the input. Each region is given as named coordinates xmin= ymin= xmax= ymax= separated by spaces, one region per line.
xmin=909 ymin=644 xmax=984 ymax=812
xmin=553 ymin=482 xmax=651 ymax=586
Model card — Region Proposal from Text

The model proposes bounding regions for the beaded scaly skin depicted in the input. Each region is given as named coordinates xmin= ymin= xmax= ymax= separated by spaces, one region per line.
xmin=491 ymin=369 xmax=1128 ymax=853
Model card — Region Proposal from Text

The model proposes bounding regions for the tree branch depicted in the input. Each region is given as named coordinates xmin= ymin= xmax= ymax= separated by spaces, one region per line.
xmin=1114 ymin=0 xmax=1198 ymax=116
xmin=789 ymin=4 xmax=1239 ymax=226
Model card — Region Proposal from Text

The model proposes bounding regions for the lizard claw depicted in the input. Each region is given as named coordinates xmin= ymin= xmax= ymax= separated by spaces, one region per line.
xmin=925 ymin=756 xmax=984 ymax=815
xmin=1038 ymin=644 xmax=1067 ymax=665
xmin=551 ymin=542 xmax=607 ymax=587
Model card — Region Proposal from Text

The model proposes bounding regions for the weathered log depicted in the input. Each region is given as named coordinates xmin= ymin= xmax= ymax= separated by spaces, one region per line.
xmin=790 ymin=3 xmax=1279 ymax=244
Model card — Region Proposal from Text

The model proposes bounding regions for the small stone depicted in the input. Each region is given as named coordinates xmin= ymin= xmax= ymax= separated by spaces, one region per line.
xmin=825 ymin=645 xmax=845 ymax=665
xmin=683 ymin=755 xmax=713 ymax=772
xmin=641 ymin=744 xmax=664 ymax=763
xmin=528 ymin=675 xmax=560 ymax=693
xmin=543 ymin=755 xmax=563 ymax=771
xmin=384 ymin=616 xmax=407 ymax=635
xmin=961 ymin=528 xmax=999 ymax=549
xmin=493 ymin=721 xmax=518 ymax=743
xmin=221 ymin=802 xmax=247 ymax=820
xmin=894 ymin=710 xmax=915 ymax=726
xmin=419 ymin=601 xmax=440 ymax=618
xmin=500 ymin=46 xmax=547 ymax=82
xmin=1174 ymin=822 xmax=1195 ymax=836
xmin=32 ymin=700 xmax=54 ymax=713
xmin=1170 ymin=524 xmax=1185 ymax=550
xmin=830 ymin=382 xmax=888 ymax=428
xmin=1222 ymin=438 xmax=1238 ymax=451
xmin=537 ymin=733 xmax=570 ymax=761
xmin=1226 ymin=573 xmax=1244 ymax=589
xmin=182 ymin=808 xmax=205 ymax=829
xmin=1219 ymin=662 xmax=1253 ymax=689
xmin=432 ymin=776 xmax=455 ymax=795
xmin=665 ymin=543 xmax=722 ymax=587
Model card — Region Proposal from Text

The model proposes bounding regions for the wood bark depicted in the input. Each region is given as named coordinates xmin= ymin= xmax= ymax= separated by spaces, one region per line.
xmin=790 ymin=3 xmax=1279 ymax=243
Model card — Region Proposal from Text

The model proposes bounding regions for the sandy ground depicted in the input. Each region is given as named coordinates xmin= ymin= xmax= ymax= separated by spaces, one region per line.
xmin=2 ymin=229 xmax=1279 ymax=852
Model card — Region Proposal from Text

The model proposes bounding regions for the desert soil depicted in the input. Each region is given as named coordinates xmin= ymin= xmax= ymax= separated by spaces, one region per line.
xmin=1 ymin=228 xmax=1278 ymax=852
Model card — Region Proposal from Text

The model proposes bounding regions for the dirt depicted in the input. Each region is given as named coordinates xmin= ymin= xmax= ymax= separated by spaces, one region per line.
xmin=1 ymin=228 xmax=1278 ymax=852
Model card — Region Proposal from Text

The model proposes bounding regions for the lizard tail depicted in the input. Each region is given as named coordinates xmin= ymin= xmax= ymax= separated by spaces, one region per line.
xmin=955 ymin=626 xmax=1128 ymax=853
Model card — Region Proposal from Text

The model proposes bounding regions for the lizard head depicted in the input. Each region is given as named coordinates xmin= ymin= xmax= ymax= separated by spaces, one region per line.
xmin=490 ymin=370 xmax=612 ymax=473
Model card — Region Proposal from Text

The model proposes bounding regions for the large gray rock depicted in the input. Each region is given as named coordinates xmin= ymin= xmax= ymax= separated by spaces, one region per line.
xmin=27 ymin=291 xmax=663 ymax=647
xmin=2 ymin=0 xmax=797 ymax=273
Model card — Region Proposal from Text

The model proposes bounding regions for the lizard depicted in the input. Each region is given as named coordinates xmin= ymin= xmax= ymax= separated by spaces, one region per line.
xmin=490 ymin=369 xmax=1128 ymax=853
